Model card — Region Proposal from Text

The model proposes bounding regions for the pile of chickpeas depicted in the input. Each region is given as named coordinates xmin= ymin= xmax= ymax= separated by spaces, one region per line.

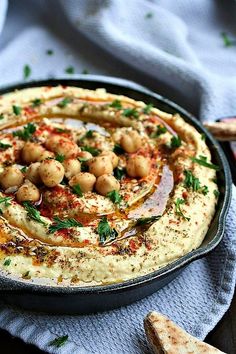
xmin=0 ymin=129 xmax=151 ymax=204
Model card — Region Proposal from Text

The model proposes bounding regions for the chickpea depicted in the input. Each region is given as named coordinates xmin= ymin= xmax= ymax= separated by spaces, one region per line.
xmin=100 ymin=151 xmax=119 ymax=168
xmin=39 ymin=159 xmax=65 ymax=187
xmin=21 ymin=142 xmax=45 ymax=164
xmin=126 ymin=155 xmax=150 ymax=178
xmin=26 ymin=162 xmax=42 ymax=185
xmin=0 ymin=166 xmax=24 ymax=190
xmin=16 ymin=179 xmax=40 ymax=203
xmin=77 ymin=151 xmax=93 ymax=161
xmin=88 ymin=156 xmax=113 ymax=177
xmin=63 ymin=158 xmax=81 ymax=179
xmin=95 ymin=174 xmax=120 ymax=196
xmin=45 ymin=135 xmax=79 ymax=158
xmin=38 ymin=150 xmax=55 ymax=161
xmin=120 ymin=130 xmax=142 ymax=153
xmin=69 ymin=172 xmax=96 ymax=193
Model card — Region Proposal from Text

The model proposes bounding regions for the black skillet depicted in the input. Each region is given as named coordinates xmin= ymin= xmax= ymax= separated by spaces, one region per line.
xmin=0 ymin=76 xmax=232 ymax=314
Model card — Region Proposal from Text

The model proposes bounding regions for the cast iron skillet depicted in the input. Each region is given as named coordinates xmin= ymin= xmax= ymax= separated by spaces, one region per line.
xmin=0 ymin=76 xmax=232 ymax=314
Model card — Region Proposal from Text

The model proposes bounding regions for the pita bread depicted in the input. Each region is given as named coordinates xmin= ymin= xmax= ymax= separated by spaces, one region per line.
xmin=204 ymin=121 xmax=236 ymax=141
xmin=144 ymin=311 xmax=225 ymax=354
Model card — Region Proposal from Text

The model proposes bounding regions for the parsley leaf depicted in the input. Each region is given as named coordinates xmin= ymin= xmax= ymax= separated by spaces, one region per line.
xmin=201 ymin=133 xmax=206 ymax=141
xmin=12 ymin=105 xmax=22 ymax=116
xmin=65 ymin=66 xmax=75 ymax=74
xmin=46 ymin=49 xmax=54 ymax=55
xmin=113 ymin=143 xmax=125 ymax=155
xmin=48 ymin=217 xmax=83 ymax=233
xmin=109 ymin=100 xmax=122 ymax=109
xmin=23 ymin=64 xmax=31 ymax=80
xmin=81 ymin=146 xmax=100 ymax=156
xmin=57 ymin=97 xmax=72 ymax=108
xmin=0 ymin=114 xmax=4 ymax=120
xmin=175 ymin=198 xmax=190 ymax=221
xmin=114 ymin=167 xmax=126 ymax=180
xmin=143 ymin=103 xmax=153 ymax=114
xmin=136 ymin=215 xmax=160 ymax=226
xmin=49 ymin=335 xmax=68 ymax=348
xmin=183 ymin=170 xmax=200 ymax=191
xmin=3 ymin=258 xmax=11 ymax=266
xmin=0 ymin=196 xmax=12 ymax=208
xmin=145 ymin=12 xmax=153 ymax=19
xmin=107 ymin=190 xmax=122 ymax=204
xmin=221 ymin=32 xmax=235 ymax=47
xmin=72 ymin=184 xmax=83 ymax=197
xmin=122 ymin=108 xmax=139 ymax=119
xmin=97 ymin=217 xmax=118 ymax=244
xmin=80 ymin=130 xmax=94 ymax=141
xmin=190 ymin=155 xmax=220 ymax=170
xmin=214 ymin=189 xmax=220 ymax=198
xmin=151 ymin=125 xmax=167 ymax=138
xmin=0 ymin=141 xmax=12 ymax=150
xmin=31 ymin=98 xmax=42 ymax=107
xmin=200 ymin=185 xmax=209 ymax=195
xmin=170 ymin=135 xmax=182 ymax=148
xmin=21 ymin=166 xmax=27 ymax=173
xmin=13 ymin=123 xmax=36 ymax=141
xmin=55 ymin=154 xmax=65 ymax=163
xmin=22 ymin=201 xmax=45 ymax=225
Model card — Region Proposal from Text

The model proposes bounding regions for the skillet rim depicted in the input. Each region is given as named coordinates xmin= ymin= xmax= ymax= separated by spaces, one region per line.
xmin=0 ymin=75 xmax=232 ymax=295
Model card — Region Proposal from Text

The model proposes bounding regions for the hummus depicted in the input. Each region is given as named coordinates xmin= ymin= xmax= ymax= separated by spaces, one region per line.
xmin=0 ymin=85 xmax=219 ymax=286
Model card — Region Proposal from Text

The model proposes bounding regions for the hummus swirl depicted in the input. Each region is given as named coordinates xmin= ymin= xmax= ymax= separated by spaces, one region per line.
xmin=0 ymin=86 xmax=219 ymax=286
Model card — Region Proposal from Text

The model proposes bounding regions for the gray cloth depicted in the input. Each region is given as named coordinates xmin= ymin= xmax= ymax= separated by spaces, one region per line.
xmin=0 ymin=1 xmax=235 ymax=353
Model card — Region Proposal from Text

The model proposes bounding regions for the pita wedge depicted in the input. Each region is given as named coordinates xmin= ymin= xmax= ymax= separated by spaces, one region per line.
xmin=144 ymin=311 xmax=226 ymax=354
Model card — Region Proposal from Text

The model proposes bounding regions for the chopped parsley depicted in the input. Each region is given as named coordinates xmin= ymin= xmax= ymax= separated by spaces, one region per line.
xmin=12 ymin=105 xmax=22 ymax=116
xmin=214 ymin=189 xmax=220 ymax=198
xmin=184 ymin=170 xmax=200 ymax=191
xmin=201 ymin=133 xmax=206 ymax=141
xmin=31 ymin=98 xmax=42 ymax=107
xmin=72 ymin=184 xmax=83 ymax=197
xmin=21 ymin=166 xmax=27 ymax=173
xmin=0 ymin=141 xmax=12 ymax=150
xmin=81 ymin=146 xmax=100 ymax=156
xmin=55 ymin=154 xmax=65 ymax=163
xmin=170 ymin=135 xmax=182 ymax=148
xmin=175 ymin=198 xmax=190 ymax=221
xmin=200 ymin=185 xmax=209 ymax=195
xmin=190 ymin=155 xmax=220 ymax=170
xmin=22 ymin=270 xmax=30 ymax=279
xmin=3 ymin=258 xmax=11 ymax=266
xmin=23 ymin=64 xmax=31 ymax=80
xmin=46 ymin=49 xmax=54 ymax=55
xmin=113 ymin=143 xmax=125 ymax=155
xmin=80 ymin=130 xmax=94 ymax=140
xmin=136 ymin=215 xmax=160 ymax=226
xmin=55 ymin=127 xmax=70 ymax=133
xmin=48 ymin=217 xmax=83 ymax=233
xmin=0 ymin=114 xmax=4 ymax=120
xmin=0 ymin=196 xmax=12 ymax=213
xmin=151 ymin=125 xmax=167 ymax=138
xmin=49 ymin=335 xmax=69 ymax=348
xmin=143 ymin=103 xmax=153 ymax=114
xmin=97 ymin=216 xmax=118 ymax=244
xmin=122 ymin=108 xmax=139 ymax=119
xmin=114 ymin=167 xmax=126 ymax=180
xmin=22 ymin=201 xmax=45 ymax=225
xmin=221 ymin=32 xmax=235 ymax=47
xmin=107 ymin=190 xmax=122 ymax=204
xmin=145 ymin=12 xmax=153 ymax=19
xmin=13 ymin=122 xmax=36 ymax=141
xmin=65 ymin=66 xmax=75 ymax=74
xmin=109 ymin=100 xmax=122 ymax=109
xmin=57 ymin=97 xmax=72 ymax=108
xmin=82 ymin=69 xmax=89 ymax=74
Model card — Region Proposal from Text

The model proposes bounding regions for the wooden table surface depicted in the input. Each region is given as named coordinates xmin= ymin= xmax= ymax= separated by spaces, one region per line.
xmin=0 ymin=289 xmax=235 ymax=353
